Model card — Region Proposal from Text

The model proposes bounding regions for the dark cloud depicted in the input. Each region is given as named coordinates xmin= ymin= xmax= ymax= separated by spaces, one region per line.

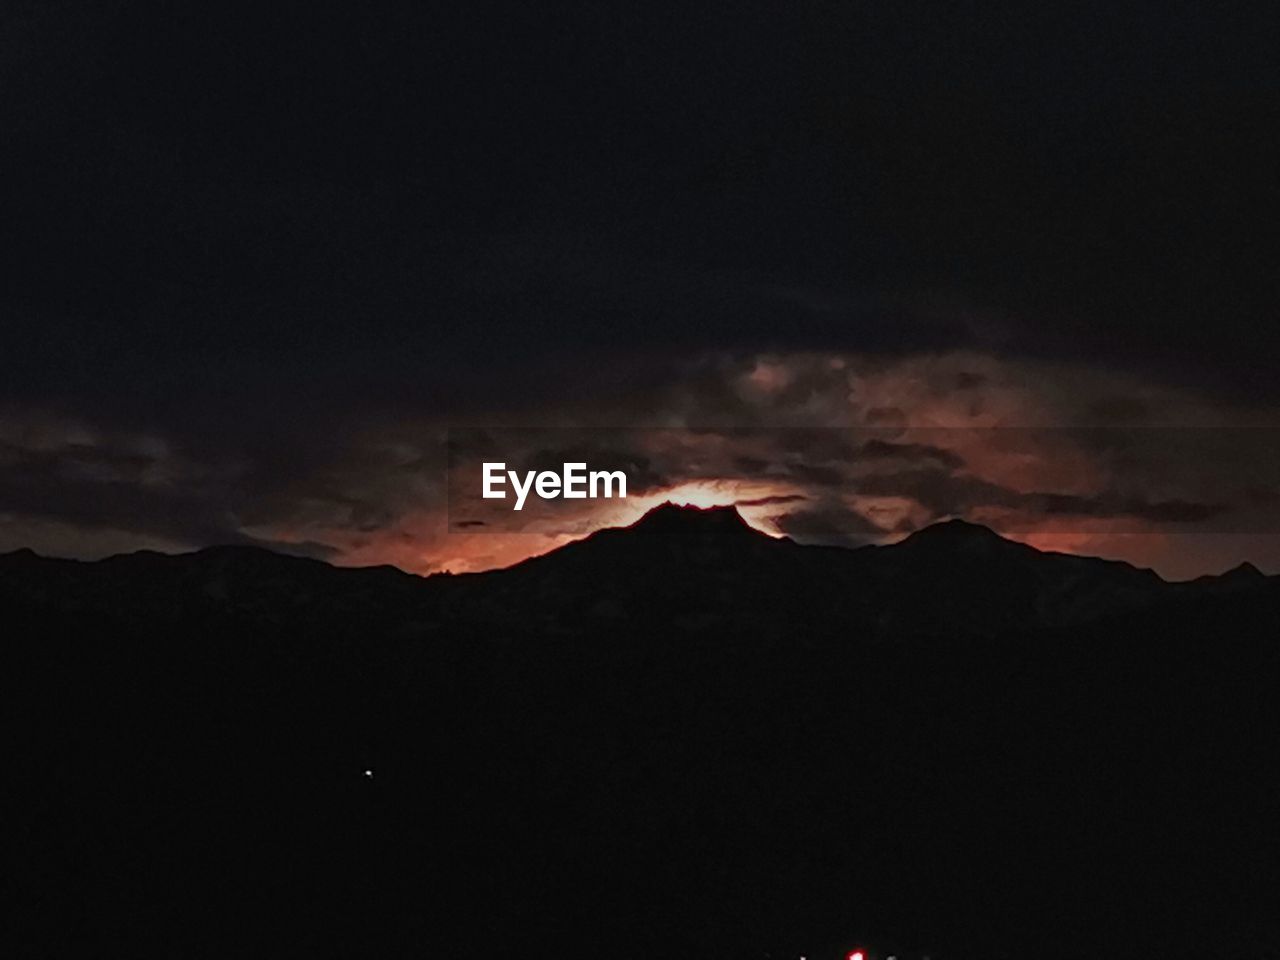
xmin=0 ymin=436 xmax=239 ymax=547
xmin=786 ymin=463 xmax=848 ymax=488
xmin=0 ymin=412 xmax=439 ymax=558
xmin=2 ymin=3 xmax=1278 ymax=571
xmin=771 ymin=500 xmax=887 ymax=548
xmin=733 ymin=456 xmax=771 ymax=474
xmin=734 ymin=494 xmax=808 ymax=508
xmin=3 ymin=1 xmax=1277 ymax=435
xmin=1086 ymin=396 xmax=1153 ymax=424
xmin=1033 ymin=493 xmax=1225 ymax=525
xmin=856 ymin=468 xmax=1228 ymax=532
xmin=857 ymin=439 xmax=966 ymax=469
xmin=953 ymin=371 xmax=987 ymax=390
xmin=865 ymin=407 xmax=907 ymax=427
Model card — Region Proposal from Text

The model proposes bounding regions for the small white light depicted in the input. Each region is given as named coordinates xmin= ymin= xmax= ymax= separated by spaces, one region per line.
xmin=364 ymin=769 xmax=373 ymax=777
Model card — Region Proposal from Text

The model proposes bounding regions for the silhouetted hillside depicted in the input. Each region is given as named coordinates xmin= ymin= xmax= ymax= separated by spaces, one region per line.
xmin=8 ymin=505 xmax=1280 ymax=958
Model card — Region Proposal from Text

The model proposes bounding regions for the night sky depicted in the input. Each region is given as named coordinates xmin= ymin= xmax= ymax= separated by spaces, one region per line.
xmin=3 ymin=1 xmax=1279 ymax=578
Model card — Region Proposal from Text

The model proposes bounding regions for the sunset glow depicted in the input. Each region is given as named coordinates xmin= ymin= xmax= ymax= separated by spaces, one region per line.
xmin=10 ymin=6 xmax=1278 ymax=959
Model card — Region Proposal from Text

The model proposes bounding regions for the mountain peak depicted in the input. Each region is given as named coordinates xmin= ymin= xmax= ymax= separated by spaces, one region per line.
xmin=626 ymin=502 xmax=756 ymax=535
xmin=1226 ymin=561 xmax=1264 ymax=579
xmin=1190 ymin=560 xmax=1267 ymax=588
xmin=901 ymin=517 xmax=1009 ymax=548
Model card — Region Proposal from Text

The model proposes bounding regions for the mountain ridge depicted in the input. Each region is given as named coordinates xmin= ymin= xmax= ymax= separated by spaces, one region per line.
xmin=3 ymin=503 xmax=1274 ymax=638
xmin=0 ymin=502 xmax=1262 ymax=583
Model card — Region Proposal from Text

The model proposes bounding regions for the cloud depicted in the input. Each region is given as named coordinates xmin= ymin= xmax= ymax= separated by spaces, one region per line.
xmin=770 ymin=500 xmax=887 ymax=547
xmin=734 ymin=494 xmax=809 ymax=507
xmin=857 ymin=438 xmax=966 ymax=469
xmin=4 ymin=349 xmax=1280 ymax=575
xmin=852 ymin=467 xmax=1228 ymax=532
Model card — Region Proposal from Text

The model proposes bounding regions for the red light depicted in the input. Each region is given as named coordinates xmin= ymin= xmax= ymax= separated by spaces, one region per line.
xmin=848 ymin=952 xmax=865 ymax=960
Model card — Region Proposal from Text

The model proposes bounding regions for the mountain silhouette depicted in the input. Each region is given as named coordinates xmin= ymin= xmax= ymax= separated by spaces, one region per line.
xmin=6 ymin=504 xmax=1266 ymax=626
xmin=626 ymin=500 xmax=762 ymax=535
xmin=9 ymin=503 xmax=1239 ymax=638
xmin=8 ymin=504 xmax=1280 ymax=959
xmin=898 ymin=515 xmax=1009 ymax=547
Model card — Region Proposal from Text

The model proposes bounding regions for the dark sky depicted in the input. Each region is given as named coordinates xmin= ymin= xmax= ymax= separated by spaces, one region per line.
xmin=3 ymin=1 xmax=1279 ymax=575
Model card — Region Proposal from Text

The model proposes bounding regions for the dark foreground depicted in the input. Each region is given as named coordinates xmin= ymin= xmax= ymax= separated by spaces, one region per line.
xmin=9 ymin=508 xmax=1280 ymax=958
